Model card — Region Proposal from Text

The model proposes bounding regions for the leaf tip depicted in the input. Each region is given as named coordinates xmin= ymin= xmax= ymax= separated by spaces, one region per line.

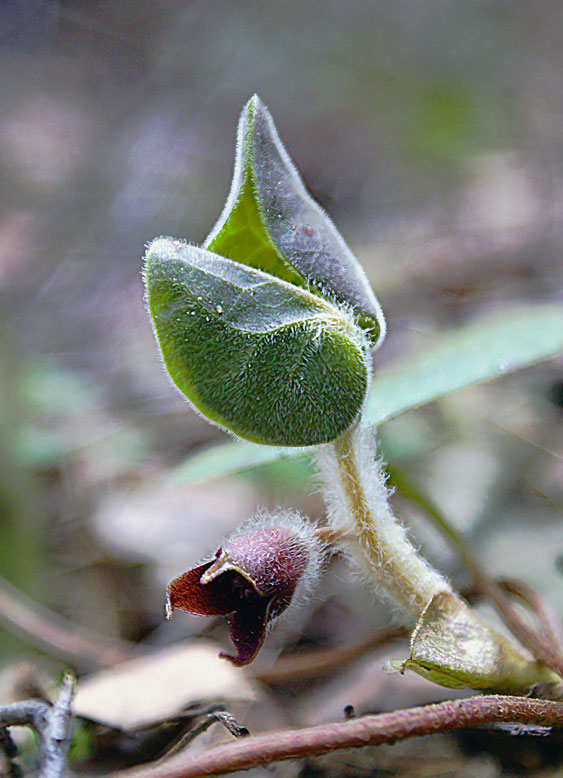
xmin=244 ymin=92 xmax=265 ymax=116
xmin=145 ymin=236 xmax=180 ymax=265
xmin=241 ymin=93 xmax=276 ymax=144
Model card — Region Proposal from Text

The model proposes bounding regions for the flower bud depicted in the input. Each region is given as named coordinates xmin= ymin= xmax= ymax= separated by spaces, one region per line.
xmin=166 ymin=512 xmax=324 ymax=666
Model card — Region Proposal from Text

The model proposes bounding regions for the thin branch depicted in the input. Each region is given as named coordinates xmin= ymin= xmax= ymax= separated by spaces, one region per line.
xmin=111 ymin=695 xmax=563 ymax=778
xmin=497 ymin=579 xmax=563 ymax=651
xmin=37 ymin=673 xmax=74 ymax=778
xmin=389 ymin=467 xmax=563 ymax=680
xmin=159 ymin=707 xmax=249 ymax=763
xmin=0 ymin=673 xmax=75 ymax=778
xmin=0 ymin=573 xmax=138 ymax=668
xmin=254 ymin=625 xmax=406 ymax=684
xmin=0 ymin=699 xmax=47 ymax=728
xmin=255 ymin=579 xmax=560 ymax=685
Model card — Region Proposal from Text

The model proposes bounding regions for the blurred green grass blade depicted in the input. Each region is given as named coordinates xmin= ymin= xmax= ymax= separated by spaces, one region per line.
xmin=171 ymin=304 xmax=563 ymax=484
xmin=364 ymin=304 xmax=563 ymax=425
xmin=171 ymin=440 xmax=306 ymax=484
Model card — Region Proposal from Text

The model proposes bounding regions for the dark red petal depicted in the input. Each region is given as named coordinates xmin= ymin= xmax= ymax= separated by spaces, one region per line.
xmin=220 ymin=597 xmax=272 ymax=667
xmin=167 ymin=561 xmax=237 ymax=616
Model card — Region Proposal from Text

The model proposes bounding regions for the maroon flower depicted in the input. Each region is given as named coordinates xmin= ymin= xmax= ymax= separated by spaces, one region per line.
xmin=166 ymin=513 xmax=324 ymax=666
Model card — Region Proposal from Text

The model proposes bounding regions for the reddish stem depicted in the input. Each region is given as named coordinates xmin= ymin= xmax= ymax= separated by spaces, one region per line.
xmin=113 ymin=696 xmax=563 ymax=778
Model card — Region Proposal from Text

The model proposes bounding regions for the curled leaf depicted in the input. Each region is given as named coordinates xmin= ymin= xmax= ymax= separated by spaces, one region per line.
xmin=205 ymin=95 xmax=386 ymax=346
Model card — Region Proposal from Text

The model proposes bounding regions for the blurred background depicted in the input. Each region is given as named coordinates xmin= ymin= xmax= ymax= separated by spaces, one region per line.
xmin=0 ymin=1 xmax=562 ymax=775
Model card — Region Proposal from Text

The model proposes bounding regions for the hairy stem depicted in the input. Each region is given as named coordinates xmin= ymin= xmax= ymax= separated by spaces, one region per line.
xmin=316 ymin=424 xmax=451 ymax=618
xmin=316 ymin=424 xmax=563 ymax=698
xmin=390 ymin=468 xmax=563 ymax=680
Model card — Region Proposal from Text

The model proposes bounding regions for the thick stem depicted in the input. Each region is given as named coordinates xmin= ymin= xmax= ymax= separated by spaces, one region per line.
xmin=389 ymin=468 xmax=563 ymax=679
xmin=316 ymin=424 xmax=451 ymax=618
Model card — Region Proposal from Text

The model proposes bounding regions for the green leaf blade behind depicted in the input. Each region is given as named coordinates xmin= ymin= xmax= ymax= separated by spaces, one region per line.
xmin=204 ymin=96 xmax=306 ymax=289
xmin=206 ymin=176 xmax=305 ymax=289
xmin=171 ymin=304 xmax=563 ymax=483
xmin=364 ymin=304 xmax=563 ymax=424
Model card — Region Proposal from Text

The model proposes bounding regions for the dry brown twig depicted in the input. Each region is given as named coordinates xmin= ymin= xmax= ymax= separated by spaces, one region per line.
xmin=255 ymin=624 xmax=406 ymax=684
xmin=497 ymin=579 xmax=563 ymax=651
xmin=254 ymin=578 xmax=559 ymax=686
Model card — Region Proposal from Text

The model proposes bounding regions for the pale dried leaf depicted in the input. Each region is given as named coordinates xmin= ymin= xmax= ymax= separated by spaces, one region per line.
xmin=74 ymin=642 xmax=258 ymax=729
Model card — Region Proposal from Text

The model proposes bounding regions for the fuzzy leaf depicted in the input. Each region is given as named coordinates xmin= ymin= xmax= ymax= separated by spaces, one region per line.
xmin=205 ymin=95 xmax=385 ymax=346
xmin=171 ymin=304 xmax=563 ymax=482
xmin=144 ymin=238 xmax=369 ymax=447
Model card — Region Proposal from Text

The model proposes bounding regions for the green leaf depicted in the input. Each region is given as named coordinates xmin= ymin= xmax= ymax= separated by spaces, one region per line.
xmin=205 ymin=95 xmax=385 ymax=346
xmin=171 ymin=304 xmax=563 ymax=483
xmin=144 ymin=238 xmax=369 ymax=447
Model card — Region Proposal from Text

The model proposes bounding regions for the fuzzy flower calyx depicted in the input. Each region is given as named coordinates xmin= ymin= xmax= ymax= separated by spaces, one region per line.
xmin=166 ymin=514 xmax=323 ymax=666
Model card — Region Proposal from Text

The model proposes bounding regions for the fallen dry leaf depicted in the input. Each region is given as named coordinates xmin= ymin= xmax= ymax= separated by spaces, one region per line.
xmin=73 ymin=641 xmax=258 ymax=729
